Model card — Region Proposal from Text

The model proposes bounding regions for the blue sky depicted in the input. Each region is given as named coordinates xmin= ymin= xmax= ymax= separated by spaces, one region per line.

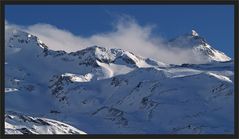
xmin=5 ymin=5 xmax=234 ymax=57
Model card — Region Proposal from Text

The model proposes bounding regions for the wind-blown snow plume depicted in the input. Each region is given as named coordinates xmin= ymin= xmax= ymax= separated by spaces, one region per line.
xmin=4 ymin=17 xmax=229 ymax=64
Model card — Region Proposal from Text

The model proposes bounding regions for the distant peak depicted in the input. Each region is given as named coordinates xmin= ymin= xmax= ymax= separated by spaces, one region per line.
xmin=86 ymin=45 xmax=106 ymax=51
xmin=191 ymin=30 xmax=199 ymax=37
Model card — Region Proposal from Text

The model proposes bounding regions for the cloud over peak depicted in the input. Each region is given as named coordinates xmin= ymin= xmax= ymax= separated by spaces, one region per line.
xmin=5 ymin=17 xmax=219 ymax=64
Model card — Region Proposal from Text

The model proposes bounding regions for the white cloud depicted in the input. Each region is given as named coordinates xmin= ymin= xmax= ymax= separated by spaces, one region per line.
xmin=5 ymin=17 xmax=207 ymax=64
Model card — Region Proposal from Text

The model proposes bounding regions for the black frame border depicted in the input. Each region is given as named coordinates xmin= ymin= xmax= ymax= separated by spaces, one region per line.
xmin=0 ymin=0 xmax=238 ymax=139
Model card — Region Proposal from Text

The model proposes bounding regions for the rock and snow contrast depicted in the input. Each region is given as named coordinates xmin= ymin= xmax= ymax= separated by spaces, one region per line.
xmin=4 ymin=29 xmax=234 ymax=134
xmin=5 ymin=111 xmax=86 ymax=135
xmin=168 ymin=30 xmax=231 ymax=63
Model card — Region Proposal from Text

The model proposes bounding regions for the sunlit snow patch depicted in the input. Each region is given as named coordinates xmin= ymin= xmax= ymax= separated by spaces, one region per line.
xmin=62 ymin=73 xmax=93 ymax=82
xmin=207 ymin=72 xmax=232 ymax=83
xmin=5 ymin=88 xmax=18 ymax=93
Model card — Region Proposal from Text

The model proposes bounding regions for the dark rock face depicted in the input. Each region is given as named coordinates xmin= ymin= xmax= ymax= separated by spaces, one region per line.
xmin=92 ymin=106 xmax=128 ymax=126
xmin=17 ymin=128 xmax=33 ymax=134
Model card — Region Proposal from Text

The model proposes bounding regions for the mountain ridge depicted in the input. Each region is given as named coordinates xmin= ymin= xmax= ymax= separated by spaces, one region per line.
xmin=4 ymin=29 xmax=234 ymax=134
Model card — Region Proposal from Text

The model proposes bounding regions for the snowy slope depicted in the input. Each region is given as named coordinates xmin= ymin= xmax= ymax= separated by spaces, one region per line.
xmin=4 ymin=29 xmax=234 ymax=134
xmin=47 ymin=65 xmax=233 ymax=134
xmin=5 ymin=111 xmax=86 ymax=134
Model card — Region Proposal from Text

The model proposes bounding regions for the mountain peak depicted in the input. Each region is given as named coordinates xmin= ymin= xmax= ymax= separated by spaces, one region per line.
xmin=168 ymin=30 xmax=231 ymax=63
xmin=169 ymin=30 xmax=206 ymax=48
xmin=191 ymin=30 xmax=199 ymax=37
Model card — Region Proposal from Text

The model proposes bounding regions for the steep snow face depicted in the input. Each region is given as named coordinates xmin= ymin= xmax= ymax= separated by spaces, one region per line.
xmin=5 ymin=111 xmax=86 ymax=135
xmin=169 ymin=30 xmax=231 ymax=63
xmin=5 ymin=29 xmax=234 ymax=134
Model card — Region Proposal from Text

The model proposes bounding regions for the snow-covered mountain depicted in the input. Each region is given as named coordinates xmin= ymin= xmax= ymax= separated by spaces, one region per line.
xmin=4 ymin=29 xmax=234 ymax=134
xmin=5 ymin=111 xmax=86 ymax=134
xmin=168 ymin=30 xmax=231 ymax=63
